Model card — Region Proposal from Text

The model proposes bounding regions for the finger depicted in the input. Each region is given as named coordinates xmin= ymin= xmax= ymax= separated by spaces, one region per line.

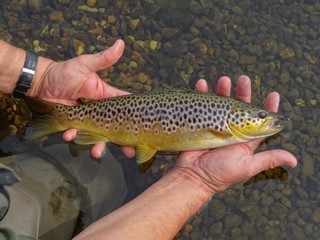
xmin=91 ymin=142 xmax=107 ymax=159
xmin=236 ymin=75 xmax=251 ymax=103
xmin=216 ymin=76 xmax=231 ymax=96
xmin=247 ymin=149 xmax=297 ymax=177
xmin=195 ymin=79 xmax=208 ymax=93
xmin=83 ymin=39 xmax=125 ymax=72
xmin=63 ymin=129 xmax=78 ymax=141
xmin=263 ymin=91 xmax=280 ymax=112
xmin=102 ymin=83 xmax=131 ymax=97
xmin=122 ymin=146 xmax=136 ymax=158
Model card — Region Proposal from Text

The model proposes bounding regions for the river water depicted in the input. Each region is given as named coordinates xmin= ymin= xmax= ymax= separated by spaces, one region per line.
xmin=0 ymin=0 xmax=319 ymax=239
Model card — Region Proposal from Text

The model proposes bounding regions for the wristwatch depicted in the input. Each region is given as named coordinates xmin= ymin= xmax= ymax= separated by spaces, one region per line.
xmin=13 ymin=50 xmax=38 ymax=98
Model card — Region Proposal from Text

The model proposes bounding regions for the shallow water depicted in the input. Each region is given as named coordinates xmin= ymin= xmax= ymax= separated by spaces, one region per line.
xmin=0 ymin=0 xmax=319 ymax=239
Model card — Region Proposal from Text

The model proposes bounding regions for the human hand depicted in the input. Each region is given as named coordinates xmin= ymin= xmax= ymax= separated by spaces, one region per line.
xmin=176 ymin=75 xmax=297 ymax=193
xmin=28 ymin=39 xmax=135 ymax=158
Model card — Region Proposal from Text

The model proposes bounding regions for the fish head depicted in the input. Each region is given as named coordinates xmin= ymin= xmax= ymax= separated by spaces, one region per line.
xmin=226 ymin=104 xmax=283 ymax=140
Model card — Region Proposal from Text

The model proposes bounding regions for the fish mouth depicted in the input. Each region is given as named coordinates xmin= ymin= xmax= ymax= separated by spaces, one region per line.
xmin=267 ymin=116 xmax=284 ymax=132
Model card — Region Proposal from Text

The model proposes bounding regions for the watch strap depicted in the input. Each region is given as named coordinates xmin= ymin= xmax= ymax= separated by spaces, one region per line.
xmin=13 ymin=50 xmax=38 ymax=98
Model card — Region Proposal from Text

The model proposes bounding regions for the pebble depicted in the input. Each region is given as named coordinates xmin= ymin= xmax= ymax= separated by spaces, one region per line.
xmin=86 ymin=0 xmax=96 ymax=7
xmin=58 ymin=0 xmax=70 ymax=4
xmin=209 ymin=200 xmax=226 ymax=220
xmin=224 ymin=214 xmax=242 ymax=229
xmin=27 ymin=0 xmax=42 ymax=11
xmin=238 ymin=54 xmax=257 ymax=65
xmin=279 ymin=71 xmax=291 ymax=84
xmin=149 ymin=40 xmax=158 ymax=50
xmin=130 ymin=19 xmax=140 ymax=30
xmin=162 ymin=28 xmax=179 ymax=38
xmin=77 ymin=5 xmax=98 ymax=13
xmin=49 ymin=10 xmax=65 ymax=22
xmin=209 ymin=222 xmax=223 ymax=234
xmin=138 ymin=72 xmax=149 ymax=83
xmin=295 ymin=98 xmax=306 ymax=107
xmin=279 ymin=48 xmax=295 ymax=59
xmin=72 ymin=39 xmax=85 ymax=55
xmin=302 ymin=151 xmax=315 ymax=176
xmin=107 ymin=15 xmax=116 ymax=24
xmin=228 ymin=49 xmax=239 ymax=60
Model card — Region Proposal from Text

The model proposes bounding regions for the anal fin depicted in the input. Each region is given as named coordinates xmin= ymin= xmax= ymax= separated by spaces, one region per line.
xmin=136 ymin=144 xmax=157 ymax=164
xmin=75 ymin=131 xmax=109 ymax=145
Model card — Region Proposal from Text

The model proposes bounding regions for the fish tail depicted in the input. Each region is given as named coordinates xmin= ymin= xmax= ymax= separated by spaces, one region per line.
xmin=24 ymin=97 xmax=69 ymax=140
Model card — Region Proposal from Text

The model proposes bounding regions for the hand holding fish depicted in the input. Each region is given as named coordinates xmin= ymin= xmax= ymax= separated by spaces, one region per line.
xmin=176 ymin=75 xmax=298 ymax=193
xmin=27 ymin=39 xmax=135 ymax=158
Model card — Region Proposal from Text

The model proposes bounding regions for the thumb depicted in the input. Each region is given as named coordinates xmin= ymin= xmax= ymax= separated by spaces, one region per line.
xmin=249 ymin=149 xmax=297 ymax=176
xmin=83 ymin=39 xmax=125 ymax=72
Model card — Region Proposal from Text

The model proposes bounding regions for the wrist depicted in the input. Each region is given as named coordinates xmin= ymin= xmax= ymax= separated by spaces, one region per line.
xmin=0 ymin=40 xmax=54 ymax=97
xmin=27 ymin=56 xmax=54 ymax=97
xmin=169 ymin=167 xmax=216 ymax=199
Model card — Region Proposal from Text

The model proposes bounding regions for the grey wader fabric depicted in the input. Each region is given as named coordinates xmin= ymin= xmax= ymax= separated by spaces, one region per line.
xmin=0 ymin=143 xmax=127 ymax=240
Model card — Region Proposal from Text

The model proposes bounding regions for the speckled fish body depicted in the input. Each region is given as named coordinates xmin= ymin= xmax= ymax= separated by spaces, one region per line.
xmin=25 ymin=90 xmax=283 ymax=163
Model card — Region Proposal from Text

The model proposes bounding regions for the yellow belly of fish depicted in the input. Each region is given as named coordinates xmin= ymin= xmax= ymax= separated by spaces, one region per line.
xmin=97 ymin=123 xmax=241 ymax=163
xmin=70 ymin=119 xmax=242 ymax=164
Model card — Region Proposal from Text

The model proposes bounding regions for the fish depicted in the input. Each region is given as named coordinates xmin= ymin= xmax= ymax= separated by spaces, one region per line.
xmin=24 ymin=90 xmax=284 ymax=164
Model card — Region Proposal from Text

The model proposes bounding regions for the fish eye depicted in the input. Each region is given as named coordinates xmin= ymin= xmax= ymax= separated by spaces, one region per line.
xmin=258 ymin=111 xmax=267 ymax=119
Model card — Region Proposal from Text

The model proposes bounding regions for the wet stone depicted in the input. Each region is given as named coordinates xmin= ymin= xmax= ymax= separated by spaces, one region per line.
xmin=49 ymin=10 xmax=65 ymax=22
xmin=255 ymin=216 xmax=270 ymax=232
xmin=290 ymin=224 xmax=306 ymax=240
xmin=248 ymin=44 xmax=263 ymax=56
xmin=228 ymin=49 xmax=240 ymax=60
xmin=209 ymin=199 xmax=226 ymax=220
xmin=302 ymin=151 xmax=314 ymax=176
xmin=238 ymin=54 xmax=257 ymax=65
xmin=280 ymin=71 xmax=291 ymax=84
xmin=311 ymin=208 xmax=320 ymax=223
xmin=295 ymin=186 xmax=309 ymax=200
xmin=279 ymin=48 xmax=295 ymax=59
xmin=269 ymin=202 xmax=289 ymax=220
xmin=86 ymin=0 xmax=96 ymax=7
xmin=241 ymin=220 xmax=255 ymax=236
xmin=260 ymin=195 xmax=274 ymax=207
xmin=265 ymin=228 xmax=282 ymax=239
xmin=27 ymin=0 xmax=42 ymax=11
xmin=209 ymin=222 xmax=223 ymax=235
xmin=58 ymin=0 xmax=70 ymax=4
xmin=306 ymin=123 xmax=320 ymax=138
xmin=280 ymin=196 xmax=292 ymax=208
xmin=306 ymin=176 xmax=320 ymax=191
xmin=224 ymin=214 xmax=242 ymax=229
xmin=303 ymin=223 xmax=314 ymax=236
xmin=162 ymin=28 xmax=179 ymax=38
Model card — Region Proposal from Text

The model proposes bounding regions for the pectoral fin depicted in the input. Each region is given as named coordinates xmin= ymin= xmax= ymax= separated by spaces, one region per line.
xmin=209 ymin=129 xmax=232 ymax=139
xmin=136 ymin=144 xmax=157 ymax=164
xmin=75 ymin=131 xmax=110 ymax=145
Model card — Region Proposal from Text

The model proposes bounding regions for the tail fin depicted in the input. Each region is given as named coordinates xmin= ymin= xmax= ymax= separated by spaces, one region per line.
xmin=24 ymin=97 xmax=68 ymax=140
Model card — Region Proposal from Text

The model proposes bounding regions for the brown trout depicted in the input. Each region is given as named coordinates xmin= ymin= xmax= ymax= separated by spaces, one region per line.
xmin=25 ymin=90 xmax=283 ymax=164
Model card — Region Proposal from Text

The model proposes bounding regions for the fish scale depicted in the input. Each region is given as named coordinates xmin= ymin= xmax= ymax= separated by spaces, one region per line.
xmin=25 ymin=90 xmax=283 ymax=164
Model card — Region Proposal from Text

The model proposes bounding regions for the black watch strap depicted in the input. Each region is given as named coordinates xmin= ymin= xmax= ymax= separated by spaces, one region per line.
xmin=13 ymin=50 xmax=38 ymax=98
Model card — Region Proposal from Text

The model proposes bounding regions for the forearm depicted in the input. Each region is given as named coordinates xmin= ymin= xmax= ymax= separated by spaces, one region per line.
xmin=74 ymin=168 xmax=214 ymax=240
xmin=0 ymin=40 xmax=26 ymax=94
xmin=0 ymin=40 xmax=53 ymax=96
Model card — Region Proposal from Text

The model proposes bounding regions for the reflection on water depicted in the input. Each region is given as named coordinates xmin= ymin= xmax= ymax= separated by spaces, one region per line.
xmin=0 ymin=0 xmax=319 ymax=239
